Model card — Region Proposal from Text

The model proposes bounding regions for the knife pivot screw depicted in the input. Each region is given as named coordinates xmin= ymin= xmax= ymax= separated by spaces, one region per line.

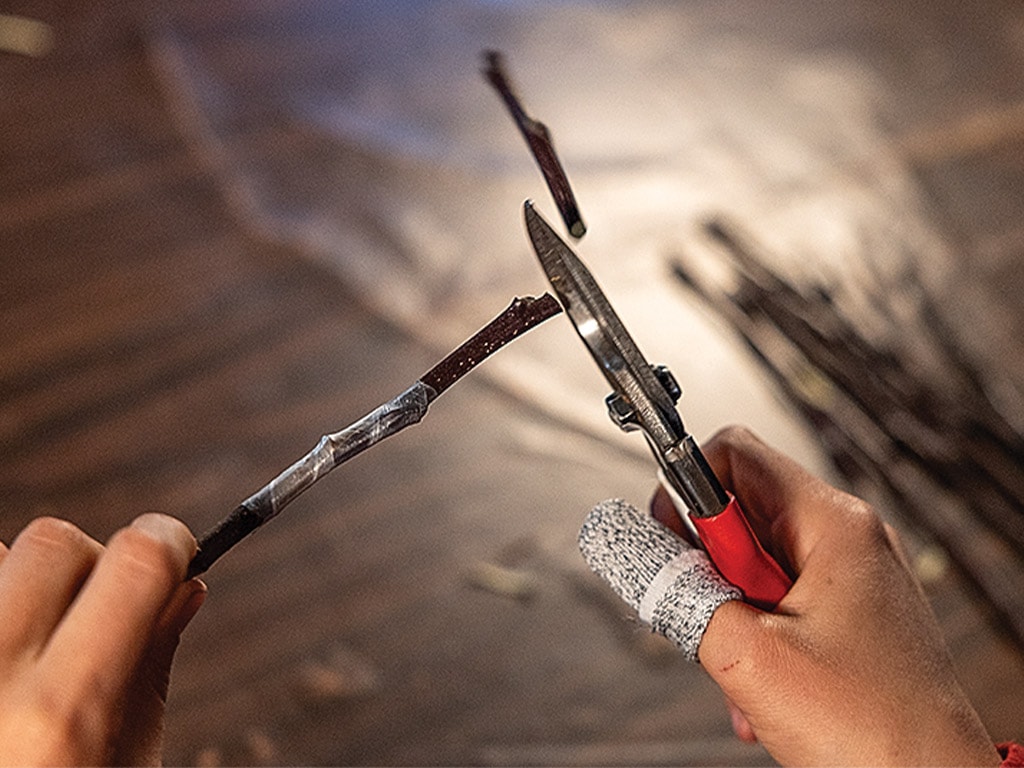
xmin=652 ymin=365 xmax=682 ymax=403
xmin=605 ymin=392 xmax=639 ymax=430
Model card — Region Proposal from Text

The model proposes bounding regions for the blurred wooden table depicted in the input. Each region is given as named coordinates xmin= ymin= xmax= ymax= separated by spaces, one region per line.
xmin=2 ymin=2 xmax=1022 ymax=764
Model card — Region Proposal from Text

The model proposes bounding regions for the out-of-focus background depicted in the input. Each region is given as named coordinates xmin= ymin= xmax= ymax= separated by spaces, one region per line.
xmin=3 ymin=1 xmax=1024 ymax=764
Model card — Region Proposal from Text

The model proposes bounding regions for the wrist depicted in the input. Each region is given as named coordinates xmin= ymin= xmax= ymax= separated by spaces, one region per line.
xmin=899 ymin=696 xmax=1000 ymax=768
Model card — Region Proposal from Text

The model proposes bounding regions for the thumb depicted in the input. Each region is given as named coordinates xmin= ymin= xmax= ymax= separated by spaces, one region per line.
xmin=579 ymin=499 xmax=742 ymax=662
xmin=112 ymin=579 xmax=207 ymax=766
xmin=696 ymin=598 xmax=780 ymax=733
xmin=149 ymin=579 xmax=208 ymax=698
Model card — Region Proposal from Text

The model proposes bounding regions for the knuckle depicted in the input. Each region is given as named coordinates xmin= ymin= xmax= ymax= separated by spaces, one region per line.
xmin=16 ymin=517 xmax=94 ymax=556
xmin=709 ymin=424 xmax=758 ymax=451
xmin=106 ymin=526 xmax=183 ymax=586
xmin=8 ymin=687 xmax=107 ymax=765
xmin=744 ymin=615 xmax=788 ymax=668
xmin=706 ymin=426 xmax=768 ymax=471
xmin=745 ymin=615 xmax=836 ymax=691
xmin=705 ymin=612 xmax=790 ymax=689
xmin=702 ymin=602 xmax=780 ymax=670
xmin=841 ymin=499 xmax=889 ymax=545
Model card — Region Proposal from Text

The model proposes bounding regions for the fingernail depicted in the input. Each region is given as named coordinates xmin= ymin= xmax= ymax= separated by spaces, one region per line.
xmin=176 ymin=581 xmax=208 ymax=633
xmin=731 ymin=706 xmax=758 ymax=743
xmin=132 ymin=512 xmax=182 ymax=539
xmin=131 ymin=513 xmax=195 ymax=559
xmin=731 ymin=706 xmax=746 ymax=738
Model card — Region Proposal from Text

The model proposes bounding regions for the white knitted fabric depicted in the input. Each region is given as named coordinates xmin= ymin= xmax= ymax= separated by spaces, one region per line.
xmin=578 ymin=498 xmax=741 ymax=662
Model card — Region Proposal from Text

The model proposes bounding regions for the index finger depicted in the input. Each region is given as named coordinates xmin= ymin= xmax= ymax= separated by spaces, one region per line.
xmin=701 ymin=426 xmax=867 ymax=571
xmin=39 ymin=514 xmax=196 ymax=720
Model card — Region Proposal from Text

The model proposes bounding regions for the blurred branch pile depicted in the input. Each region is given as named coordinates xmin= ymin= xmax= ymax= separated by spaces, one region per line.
xmin=673 ymin=220 xmax=1024 ymax=650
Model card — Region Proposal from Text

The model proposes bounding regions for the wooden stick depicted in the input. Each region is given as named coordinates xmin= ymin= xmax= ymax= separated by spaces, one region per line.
xmin=186 ymin=293 xmax=561 ymax=578
xmin=483 ymin=50 xmax=586 ymax=239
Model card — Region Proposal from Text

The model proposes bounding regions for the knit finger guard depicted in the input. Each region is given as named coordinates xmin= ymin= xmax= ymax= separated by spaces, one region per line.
xmin=578 ymin=498 xmax=741 ymax=662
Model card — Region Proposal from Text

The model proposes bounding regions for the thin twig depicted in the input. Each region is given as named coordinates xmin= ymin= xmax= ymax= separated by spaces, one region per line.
xmin=186 ymin=293 xmax=562 ymax=578
xmin=483 ymin=50 xmax=586 ymax=239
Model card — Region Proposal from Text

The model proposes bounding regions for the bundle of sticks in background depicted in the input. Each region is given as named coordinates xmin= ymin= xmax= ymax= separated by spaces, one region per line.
xmin=673 ymin=219 xmax=1024 ymax=651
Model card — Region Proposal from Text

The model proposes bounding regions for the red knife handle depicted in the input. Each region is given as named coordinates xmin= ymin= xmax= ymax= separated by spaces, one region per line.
xmin=691 ymin=494 xmax=792 ymax=610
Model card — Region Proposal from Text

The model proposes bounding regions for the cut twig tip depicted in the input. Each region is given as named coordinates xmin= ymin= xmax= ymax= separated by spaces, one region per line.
xmin=482 ymin=48 xmax=586 ymax=240
xmin=419 ymin=293 xmax=562 ymax=396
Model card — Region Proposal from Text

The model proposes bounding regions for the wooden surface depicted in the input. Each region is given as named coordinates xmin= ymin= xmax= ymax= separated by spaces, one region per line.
xmin=2 ymin=2 xmax=1023 ymax=764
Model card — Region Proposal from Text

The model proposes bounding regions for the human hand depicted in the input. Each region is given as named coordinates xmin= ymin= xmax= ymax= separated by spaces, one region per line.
xmin=0 ymin=513 xmax=206 ymax=767
xmin=654 ymin=427 xmax=999 ymax=766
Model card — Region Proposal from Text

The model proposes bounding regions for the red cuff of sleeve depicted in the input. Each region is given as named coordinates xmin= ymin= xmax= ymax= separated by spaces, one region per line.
xmin=999 ymin=742 xmax=1024 ymax=767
